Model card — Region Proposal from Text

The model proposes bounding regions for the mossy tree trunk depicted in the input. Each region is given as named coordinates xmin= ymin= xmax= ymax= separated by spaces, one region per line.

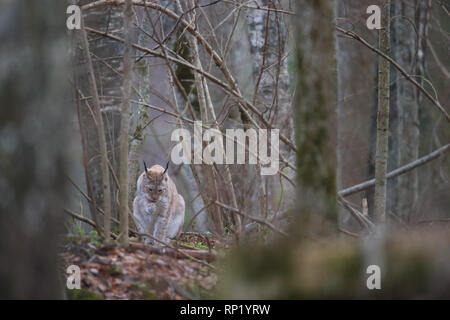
xmin=0 ymin=0 xmax=70 ymax=298
xmin=293 ymin=0 xmax=338 ymax=235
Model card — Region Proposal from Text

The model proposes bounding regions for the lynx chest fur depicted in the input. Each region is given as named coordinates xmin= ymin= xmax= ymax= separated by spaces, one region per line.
xmin=132 ymin=163 xmax=185 ymax=245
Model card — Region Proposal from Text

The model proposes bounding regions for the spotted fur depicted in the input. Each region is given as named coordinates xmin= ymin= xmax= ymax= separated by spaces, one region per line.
xmin=132 ymin=164 xmax=185 ymax=246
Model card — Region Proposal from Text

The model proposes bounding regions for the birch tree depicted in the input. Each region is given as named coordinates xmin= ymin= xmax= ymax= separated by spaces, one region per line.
xmin=246 ymin=0 xmax=294 ymax=215
xmin=128 ymin=10 xmax=151 ymax=226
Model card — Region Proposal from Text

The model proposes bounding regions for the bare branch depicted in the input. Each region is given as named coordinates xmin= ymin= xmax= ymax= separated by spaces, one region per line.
xmin=339 ymin=143 xmax=450 ymax=197
xmin=336 ymin=26 xmax=450 ymax=123
xmin=212 ymin=200 xmax=289 ymax=237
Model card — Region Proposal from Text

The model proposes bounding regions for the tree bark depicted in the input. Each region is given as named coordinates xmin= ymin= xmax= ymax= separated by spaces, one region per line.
xmin=75 ymin=0 xmax=124 ymax=233
xmin=395 ymin=0 xmax=431 ymax=221
xmin=294 ymin=0 xmax=338 ymax=234
xmin=373 ymin=1 xmax=391 ymax=225
xmin=79 ymin=14 xmax=113 ymax=240
xmin=118 ymin=0 xmax=134 ymax=247
xmin=246 ymin=0 xmax=294 ymax=216
xmin=0 ymin=0 xmax=70 ymax=298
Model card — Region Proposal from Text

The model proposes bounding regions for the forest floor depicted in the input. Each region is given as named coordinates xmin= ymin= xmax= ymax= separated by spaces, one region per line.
xmin=59 ymin=233 xmax=222 ymax=300
xmin=59 ymin=224 xmax=450 ymax=299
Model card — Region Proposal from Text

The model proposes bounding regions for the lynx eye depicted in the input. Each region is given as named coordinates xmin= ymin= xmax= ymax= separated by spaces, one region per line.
xmin=158 ymin=189 xmax=163 ymax=193
xmin=148 ymin=188 xmax=153 ymax=192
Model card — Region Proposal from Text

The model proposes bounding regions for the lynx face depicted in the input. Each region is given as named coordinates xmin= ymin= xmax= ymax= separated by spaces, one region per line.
xmin=141 ymin=166 xmax=169 ymax=203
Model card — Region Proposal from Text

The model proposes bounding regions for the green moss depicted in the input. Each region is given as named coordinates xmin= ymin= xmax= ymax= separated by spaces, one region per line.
xmin=183 ymin=281 xmax=214 ymax=299
xmin=382 ymin=248 xmax=431 ymax=297
xmin=89 ymin=230 xmax=101 ymax=246
xmin=319 ymin=246 xmax=364 ymax=298
xmin=66 ymin=289 xmax=102 ymax=300
xmin=129 ymin=282 xmax=158 ymax=300
xmin=181 ymin=239 xmax=209 ymax=250
xmin=141 ymin=289 xmax=158 ymax=300
xmin=293 ymin=31 xmax=337 ymax=225
xmin=106 ymin=265 xmax=123 ymax=277
xmin=173 ymin=33 xmax=200 ymax=114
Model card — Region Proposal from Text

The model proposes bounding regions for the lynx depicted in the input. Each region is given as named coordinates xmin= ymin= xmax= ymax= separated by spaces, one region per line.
xmin=132 ymin=162 xmax=185 ymax=246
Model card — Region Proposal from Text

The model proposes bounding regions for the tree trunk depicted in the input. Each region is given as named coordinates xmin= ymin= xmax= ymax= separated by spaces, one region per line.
xmin=118 ymin=0 xmax=134 ymax=247
xmin=75 ymin=0 xmax=124 ymax=233
xmin=395 ymin=0 xmax=431 ymax=221
xmin=386 ymin=1 xmax=398 ymax=219
xmin=0 ymin=0 xmax=70 ymax=298
xmin=178 ymin=0 xmax=242 ymax=238
xmin=79 ymin=14 xmax=112 ymax=240
xmin=335 ymin=0 xmax=380 ymax=228
xmin=367 ymin=57 xmax=378 ymax=220
xmin=373 ymin=1 xmax=391 ymax=225
xmin=246 ymin=0 xmax=294 ymax=216
xmin=294 ymin=0 xmax=338 ymax=234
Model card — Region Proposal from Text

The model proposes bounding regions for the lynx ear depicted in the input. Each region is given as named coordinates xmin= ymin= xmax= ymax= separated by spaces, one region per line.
xmin=143 ymin=161 xmax=148 ymax=173
xmin=163 ymin=161 xmax=169 ymax=175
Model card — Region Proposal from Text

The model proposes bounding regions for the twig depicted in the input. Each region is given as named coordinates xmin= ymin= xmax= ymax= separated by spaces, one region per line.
xmin=135 ymin=232 xmax=216 ymax=270
xmin=212 ymin=200 xmax=289 ymax=237
xmin=427 ymin=39 xmax=450 ymax=80
xmin=336 ymin=26 xmax=450 ymax=122
xmin=179 ymin=231 xmax=213 ymax=253
xmin=66 ymin=176 xmax=140 ymax=237
xmin=415 ymin=218 xmax=450 ymax=224
xmin=82 ymin=2 xmax=298 ymax=153
xmin=338 ymin=196 xmax=375 ymax=231
xmin=78 ymin=13 xmax=113 ymax=240
xmin=64 ymin=208 xmax=117 ymax=240
xmin=63 ymin=209 xmax=218 ymax=268
xmin=221 ymin=0 xmax=296 ymax=16
xmin=338 ymin=227 xmax=362 ymax=238
xmin=70 ymin=66 xmax=103 ymax=237
xmin=185 ymin=202 xmax=213 ymax=231
xmin=130 ymin=242 xmax=217 ymax=262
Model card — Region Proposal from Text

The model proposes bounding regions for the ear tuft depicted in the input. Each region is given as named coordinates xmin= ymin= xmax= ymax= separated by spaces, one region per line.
xmin=143 ymin=161 xmax=148 ymax=173
xmin=163 ymin=161 xmax=169 ymax=175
